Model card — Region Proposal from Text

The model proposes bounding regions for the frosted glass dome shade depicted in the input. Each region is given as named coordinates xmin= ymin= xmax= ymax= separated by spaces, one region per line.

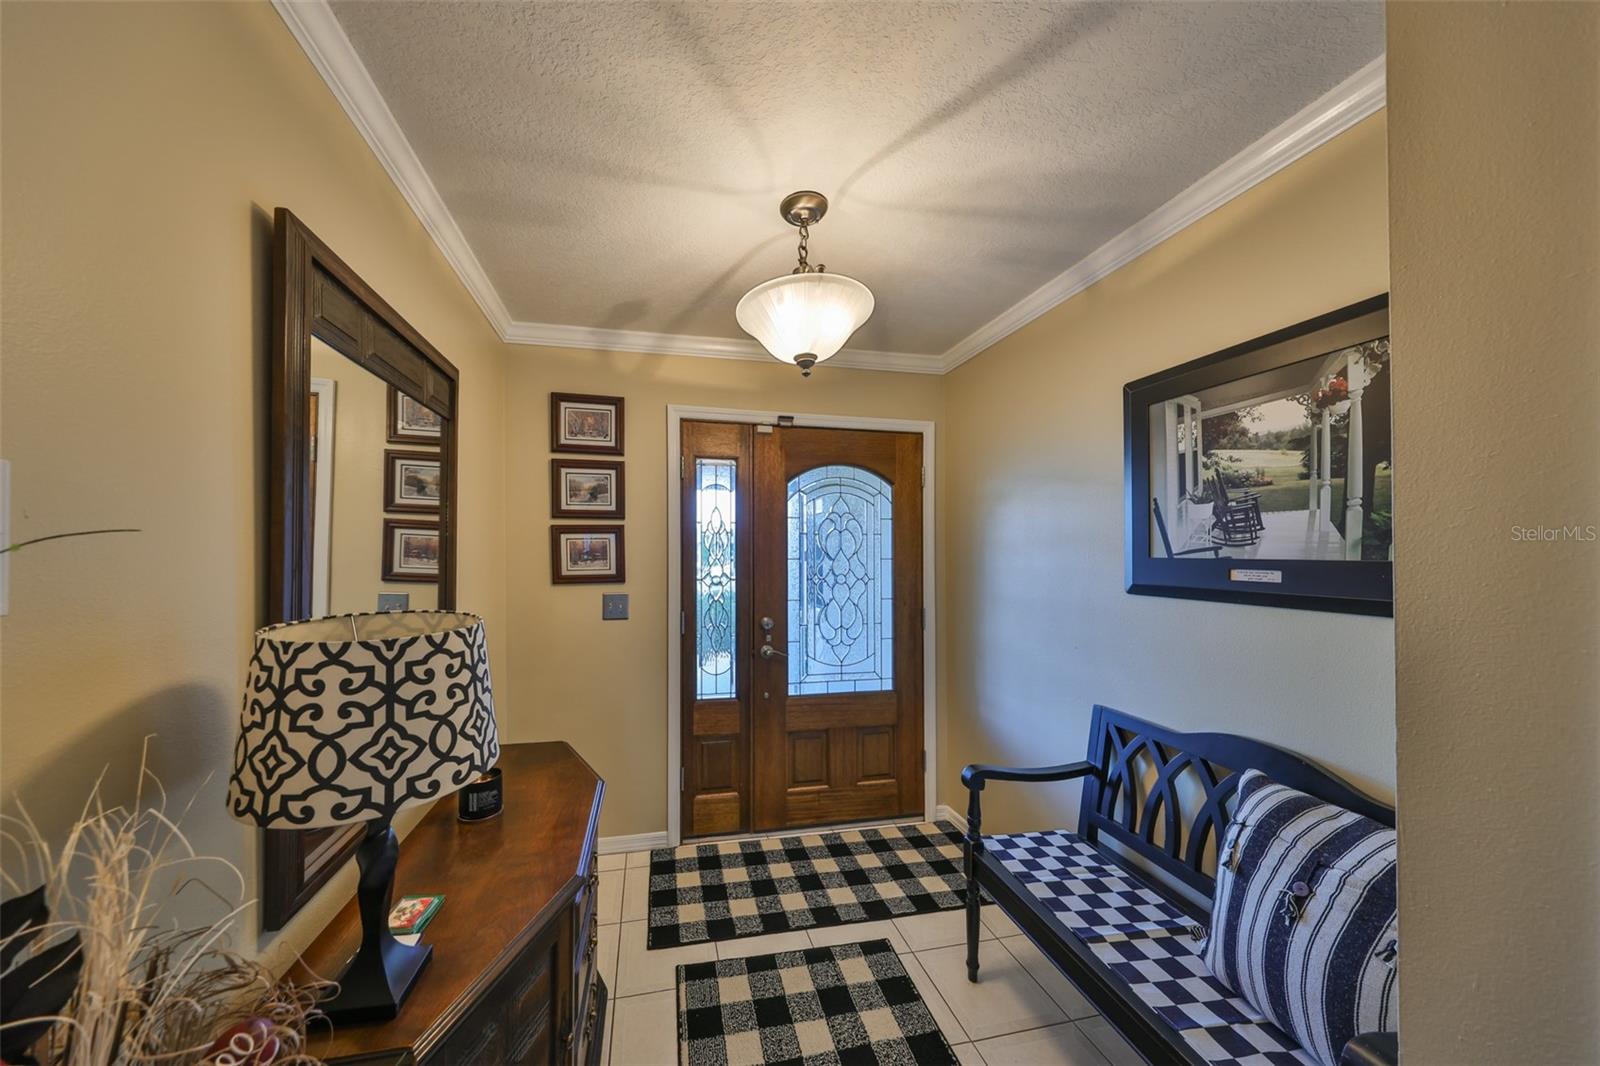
xmin=735 ymin=272 xmax=875 ymax=375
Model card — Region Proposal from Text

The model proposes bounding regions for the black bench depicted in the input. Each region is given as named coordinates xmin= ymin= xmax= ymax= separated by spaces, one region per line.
xmin=961 ymin=705 xmax=1397 ymax=1066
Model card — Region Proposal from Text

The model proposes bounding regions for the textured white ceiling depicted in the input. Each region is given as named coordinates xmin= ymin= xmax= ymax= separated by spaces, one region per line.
xmin=329 ymin=1 xmax=1383 ymax=357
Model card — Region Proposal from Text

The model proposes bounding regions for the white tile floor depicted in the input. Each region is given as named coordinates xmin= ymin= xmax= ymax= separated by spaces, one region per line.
xmin=594 ymin=847 xmax=1143 ymax=1066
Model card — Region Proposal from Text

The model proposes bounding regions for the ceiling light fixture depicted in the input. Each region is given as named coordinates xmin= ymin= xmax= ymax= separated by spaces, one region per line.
xmin=736 ymin=191 xmax=874 ymax=377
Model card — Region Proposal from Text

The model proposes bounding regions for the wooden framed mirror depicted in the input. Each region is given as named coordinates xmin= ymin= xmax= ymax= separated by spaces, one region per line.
xmin=262 ymin=208 xmax=459 ymax=930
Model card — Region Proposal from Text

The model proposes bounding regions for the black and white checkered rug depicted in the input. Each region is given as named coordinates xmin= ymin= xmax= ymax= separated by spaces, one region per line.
xmin=677 ymin=938 xmax=959 ymax=1066
xmin=647 ymin=822 xmax=965 ymax=949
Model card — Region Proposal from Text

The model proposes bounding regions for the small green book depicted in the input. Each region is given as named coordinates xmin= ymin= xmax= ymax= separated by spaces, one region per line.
xmin=388 ymin=894 xmax=444 ymax=936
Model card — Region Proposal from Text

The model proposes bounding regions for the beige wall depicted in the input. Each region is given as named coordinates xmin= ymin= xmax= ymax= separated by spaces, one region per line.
xmin=1388 ymin=3 xmax=1599 ymax=1062
xmin=0 ymin=2 xmax=508 ymax=959
xmin=940 ymin=114 xmax=1395 ymax=835
xmin=502 ymin=349 xmax=943 ymax=837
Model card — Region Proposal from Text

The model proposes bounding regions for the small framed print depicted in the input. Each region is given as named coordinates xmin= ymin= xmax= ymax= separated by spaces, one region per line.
xmin=388 ymin=386 xmax=444 ymax=444
xmin=551 ymin=459 xmax=625 ymax=519
xmin=383 ymin=518 xmax=441 ymax=583
xmin=550 ymin=392 xmax=624 ymax=455
xmin=551 ymin=525 xmax=625 ymax=584
xmin=385 ymin=449 xmax=443 ymax=513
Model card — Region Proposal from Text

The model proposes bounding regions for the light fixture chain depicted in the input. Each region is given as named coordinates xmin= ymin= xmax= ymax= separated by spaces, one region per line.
xmin=792 ymin=222 xmax=825 ymax=275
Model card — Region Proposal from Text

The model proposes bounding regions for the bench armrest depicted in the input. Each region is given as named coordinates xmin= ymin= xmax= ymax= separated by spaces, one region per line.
xmin=959 ymin=761 xmax=1100 ymax=868
xmin=1339 ymin=1032 xmax=1397 ymax=1066
xmin=961 ymin=761 xmax=1098 ymax=791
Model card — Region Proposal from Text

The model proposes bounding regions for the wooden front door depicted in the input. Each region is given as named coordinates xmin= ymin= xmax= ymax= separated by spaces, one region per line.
xmin=680 ymin=421 xmax=924 ymax=837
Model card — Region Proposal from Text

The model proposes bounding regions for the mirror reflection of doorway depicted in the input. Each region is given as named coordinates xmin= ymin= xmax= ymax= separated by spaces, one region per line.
xmin=306 ymin=336 xmax=441 ymax=615
xmin=679 ymin=421 xmax=925 ymax=837
xmin=308 ymin=376 xmax=336 ymax=617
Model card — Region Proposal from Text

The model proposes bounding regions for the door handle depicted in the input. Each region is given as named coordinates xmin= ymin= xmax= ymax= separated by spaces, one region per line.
xmin=759 ymin=644 xmax=787 ymax=660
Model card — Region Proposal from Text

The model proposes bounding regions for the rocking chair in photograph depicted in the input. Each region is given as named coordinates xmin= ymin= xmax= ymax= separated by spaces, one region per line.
xmin=1212 ymin=471 xmax=1265 ymax=532
xmin=1210 ymin=496 xmax=1261 ymax=546
xmin=1151 ymin=497 xmax=1225 ymax=558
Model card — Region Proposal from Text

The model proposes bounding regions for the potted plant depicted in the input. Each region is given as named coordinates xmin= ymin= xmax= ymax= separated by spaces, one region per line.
xmin=0 ymin=744 xmax=327 ymax=1065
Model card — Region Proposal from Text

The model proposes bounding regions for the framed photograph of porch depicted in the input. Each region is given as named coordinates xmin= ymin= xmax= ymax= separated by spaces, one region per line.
xmin=1124 ymin=295 xmax=1392 ymax=615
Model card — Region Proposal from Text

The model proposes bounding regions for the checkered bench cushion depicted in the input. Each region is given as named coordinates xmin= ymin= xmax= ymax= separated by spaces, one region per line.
xmin=984 ymin=830 xmax=1315 ymax=1066
xmin=986 ymin=829 xmax=1197 ymax=937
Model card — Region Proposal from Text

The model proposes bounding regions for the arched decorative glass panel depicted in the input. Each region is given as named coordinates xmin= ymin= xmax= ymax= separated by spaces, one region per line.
xmin=694 ymin=458 xmax=737 ymax=699
xmin=787 ymin=464 xmax=893 ymax=695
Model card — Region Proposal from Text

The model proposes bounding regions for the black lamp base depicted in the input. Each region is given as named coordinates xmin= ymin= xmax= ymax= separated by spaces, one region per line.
xmin=318 ymin=818 xmax=432 ymax=1024
xmin=321 ymin=937 xmax=431 ymax=1024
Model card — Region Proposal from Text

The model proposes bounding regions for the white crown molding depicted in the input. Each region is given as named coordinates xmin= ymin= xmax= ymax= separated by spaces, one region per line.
xmin=502 ymin=319 xmax=945 ymax=374
xmin=938 ymin=55 xmax=1387 ymax=373
xmin=272 ymin=0 xmax=514 ymax=336
xmin=276 ymin=0 xmax=1383 ymax=377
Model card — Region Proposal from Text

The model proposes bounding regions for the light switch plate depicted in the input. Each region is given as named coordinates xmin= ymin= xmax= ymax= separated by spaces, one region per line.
xmin=601 ymin=594 xmax=629 ymax=620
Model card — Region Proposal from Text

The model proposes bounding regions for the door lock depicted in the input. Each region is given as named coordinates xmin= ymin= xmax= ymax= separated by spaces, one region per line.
xmin=760 ymin=616 xmax=775 ymax=632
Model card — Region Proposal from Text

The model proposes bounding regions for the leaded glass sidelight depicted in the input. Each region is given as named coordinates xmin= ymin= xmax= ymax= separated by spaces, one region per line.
xmin=787 ymin=465 xmax=893 ymax=695
xmin=694 ymin=459 xmax=737 ymax=699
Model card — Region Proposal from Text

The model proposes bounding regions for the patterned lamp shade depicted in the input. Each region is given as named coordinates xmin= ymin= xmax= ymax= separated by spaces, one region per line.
xmin=228 ymin=611 xmax=499 ymax=829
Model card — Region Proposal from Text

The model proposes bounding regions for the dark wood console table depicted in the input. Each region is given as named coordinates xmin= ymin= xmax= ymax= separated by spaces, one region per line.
xmin=297 ymin=742 xmax=606 ymax=1065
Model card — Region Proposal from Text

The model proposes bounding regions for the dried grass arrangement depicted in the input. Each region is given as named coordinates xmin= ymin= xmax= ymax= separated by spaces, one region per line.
xmin=0 ymin=745 xmax=330 ymax=1066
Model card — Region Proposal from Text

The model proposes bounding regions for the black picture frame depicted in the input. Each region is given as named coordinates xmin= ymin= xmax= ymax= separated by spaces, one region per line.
xmin=1124 ymin=295 xmax=1392 ymax=616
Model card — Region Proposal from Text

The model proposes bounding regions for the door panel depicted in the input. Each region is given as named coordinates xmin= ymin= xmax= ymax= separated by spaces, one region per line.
xmin=680 ymin=421 xmax=923 ymax=838
xmin=753 ymin=426 xmax=923 ymax=831
xmin=859 ymin=728 xmax=895 ymax=781
xmin=790 ymin=732 xmax=829 ymax=787
xmin=680 ymin=422 xmax=753 ymax=838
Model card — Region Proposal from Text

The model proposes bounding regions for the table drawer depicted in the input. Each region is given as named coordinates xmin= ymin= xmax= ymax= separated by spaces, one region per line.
xmin=506 ymin=925 xmax=562 ymax=1064
xmin=430 ymin=998 xmax=507 ymax=1066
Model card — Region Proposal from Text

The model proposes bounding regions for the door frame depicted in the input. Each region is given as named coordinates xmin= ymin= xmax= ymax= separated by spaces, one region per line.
xmin=666 ymin=405 xmax=938 ymax=846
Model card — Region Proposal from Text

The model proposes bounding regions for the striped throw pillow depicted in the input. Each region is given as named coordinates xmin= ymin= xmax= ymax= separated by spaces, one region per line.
xmin=1203 ymin=770 xmax=1398 ymax=1066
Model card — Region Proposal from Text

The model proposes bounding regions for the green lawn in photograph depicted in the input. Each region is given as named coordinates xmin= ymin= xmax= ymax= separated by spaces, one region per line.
xmin=1212 ymin=450 xmax=1391 ymax=519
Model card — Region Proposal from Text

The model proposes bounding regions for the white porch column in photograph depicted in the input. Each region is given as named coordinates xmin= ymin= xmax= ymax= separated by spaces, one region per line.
xmin=1163 ymin=401 xmax=1180 ymax=524
xmin=1318 ymin=408 xmax=1333 ymax=515
xmin=1308 ymin=418 xmax=1320 ymax=514
xmin=1183 ymin=403 xmax=1195 ymax=495
xmin=1344 ymin=352 xmax=1368 ymax=559
xmin=1189 ymin=401 xmax=1202 ymax=491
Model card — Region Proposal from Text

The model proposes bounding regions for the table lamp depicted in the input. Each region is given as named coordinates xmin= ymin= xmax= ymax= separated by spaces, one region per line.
xmin=227 ymin=611 xmax=499 ymax=1023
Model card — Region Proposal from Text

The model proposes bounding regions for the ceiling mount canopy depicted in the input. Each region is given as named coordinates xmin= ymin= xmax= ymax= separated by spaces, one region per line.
xmin=736 ymin=191 xmax=875 ymax=377
xmin=779 ymin=190 xmax=828 ymax=227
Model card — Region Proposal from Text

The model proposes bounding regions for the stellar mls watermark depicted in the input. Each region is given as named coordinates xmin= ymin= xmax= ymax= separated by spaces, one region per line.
xmin=1510 ymin=524 xmax=1598 ymax=542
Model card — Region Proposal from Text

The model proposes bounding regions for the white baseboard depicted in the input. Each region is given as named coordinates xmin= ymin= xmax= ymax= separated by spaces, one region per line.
xmin=597 ymin=830 xmax=669 ymax=855
xmin=935 ymin=804 xmax=967 ymax=832
xmin=607 ymin=813 xmax=964 ymax=854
